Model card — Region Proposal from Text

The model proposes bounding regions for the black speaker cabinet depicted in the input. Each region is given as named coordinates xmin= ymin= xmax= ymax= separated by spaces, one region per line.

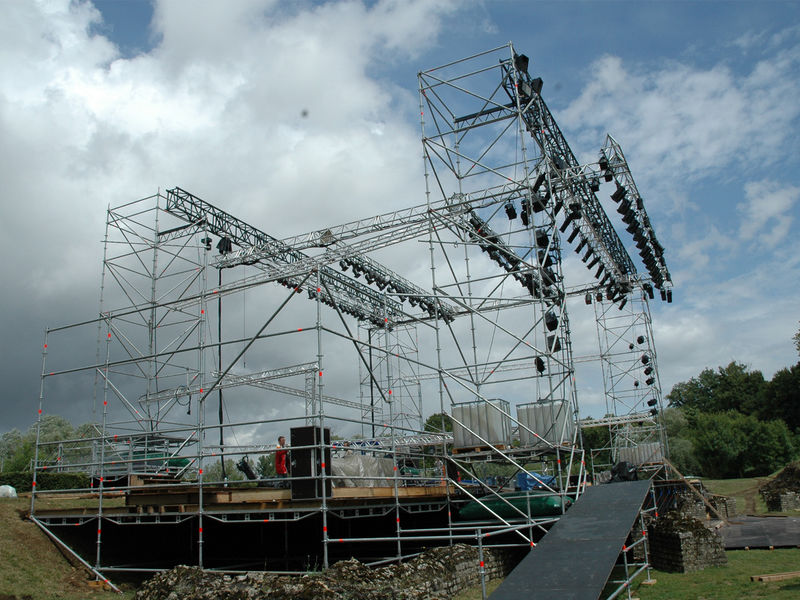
xmin=290 ymin=426 xmax=332 ymax=500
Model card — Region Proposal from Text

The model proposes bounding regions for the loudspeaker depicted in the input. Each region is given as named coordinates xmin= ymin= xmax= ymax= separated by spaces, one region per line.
xmin=290 ymin=426 xmax=331 ymax=500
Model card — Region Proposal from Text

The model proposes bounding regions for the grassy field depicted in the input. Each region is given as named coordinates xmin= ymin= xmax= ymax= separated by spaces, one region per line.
xmin=631 ymin=548 xmax=800 ymax=599
xmin=0 ymin=495 xmax=135 ymax=600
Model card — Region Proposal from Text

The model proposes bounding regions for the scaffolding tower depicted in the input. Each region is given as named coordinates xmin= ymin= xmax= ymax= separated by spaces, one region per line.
xmin=30 ymin=42 xmax=672 ymax=583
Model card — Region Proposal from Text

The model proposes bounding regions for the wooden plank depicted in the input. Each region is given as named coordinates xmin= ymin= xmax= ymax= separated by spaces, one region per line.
xmin=750 ymin=571 xmax=800 ymax=582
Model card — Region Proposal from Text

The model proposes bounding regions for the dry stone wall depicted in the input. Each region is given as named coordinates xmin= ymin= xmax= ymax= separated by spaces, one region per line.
xmin=647 ymin=512 xmax=726 ymax=573
xmin=135 ymin=544 xmax=518 ymax=600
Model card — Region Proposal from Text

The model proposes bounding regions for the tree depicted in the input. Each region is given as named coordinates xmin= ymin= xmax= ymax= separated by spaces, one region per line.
xmin=204 ymin=459 xmax=245 ymax=483
xmin=666 ymin=362 xmax=766 ymax=415
xmin=794 ymin=323 xmax=800 ymax=357
xmin=256 ymin=454 xmax=275 ymax=477
xmin=424 ymin=413 xmax=453 ymax=433
xmin=688 ymin=411 xmax=794 ymax=478
xmin=760 ymin=363 xmax=800 ymax=432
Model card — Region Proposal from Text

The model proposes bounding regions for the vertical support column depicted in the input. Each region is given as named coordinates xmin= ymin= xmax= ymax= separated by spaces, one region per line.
xmin=95 ymin=319 xmax=112 ymax=572
xmin=31 ymin=330 xmax=49 ymax=516
xmin=315 ymin=270 xmax=330 ymax=570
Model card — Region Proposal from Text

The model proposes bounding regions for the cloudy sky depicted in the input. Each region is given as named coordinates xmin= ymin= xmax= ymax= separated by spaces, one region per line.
xmin=1 ymin=0 xmax=798 ymax=435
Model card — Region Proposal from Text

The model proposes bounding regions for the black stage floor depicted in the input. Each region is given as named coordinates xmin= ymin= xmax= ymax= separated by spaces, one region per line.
xmin=721 ymin=515 xmax=800 ymax=549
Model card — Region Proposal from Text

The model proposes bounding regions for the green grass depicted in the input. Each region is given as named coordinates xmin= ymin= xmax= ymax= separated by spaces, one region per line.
xmin=631 ymin=548 xmax=800 ymax=599
xmin=0 ymin=495 xmax=135 ymax=599
xmin=702 ymin=477 xmax=770 ymax=514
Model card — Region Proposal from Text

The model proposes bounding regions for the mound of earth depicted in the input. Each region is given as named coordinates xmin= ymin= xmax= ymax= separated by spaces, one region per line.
xmin=759 ymin=461 xmax=800 ymax=502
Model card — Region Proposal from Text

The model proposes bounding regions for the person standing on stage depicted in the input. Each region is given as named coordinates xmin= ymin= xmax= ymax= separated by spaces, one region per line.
xmin=275 ymin=435 xmax=289 ymax=487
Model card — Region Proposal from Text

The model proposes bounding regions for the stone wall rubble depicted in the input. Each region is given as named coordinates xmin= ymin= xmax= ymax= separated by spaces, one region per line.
xmin=135 ymin=544 xmax=518 ymax=600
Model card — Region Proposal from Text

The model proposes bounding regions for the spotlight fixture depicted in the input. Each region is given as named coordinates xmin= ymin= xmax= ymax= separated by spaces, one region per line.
xmin=641 ymin=354 xmax=650 ymax=365
xmin=504 ymin=202 xmax=517 ymax=220
xmin=567 ymin=227 xmax=579 ymax=244
xmin=595 ymin=264 xmax=604 ymax=278
xmin=618 ymin=297 xmax=628 ymax=310
xmin=514 ymin=53 xmax=530 ymax=74
xmin=598 ymin=157 xmax=609 ymax=171
xmin=520 ymin=206 xmax=529 ymax=227
xmin=629 ymin=343 xmax=634 ymax=350
xmin=590 ymin=178 xmax=600 ymax=192
xmin=667 ymin=289 xmax=673 ymax=303
xmin=660 ymin=289 xmax=667 ymax=301
xmin=545 ymin=310 xmax=559 ymax=332
xmin=547 ymin=335 xmax=561 ymax=353
xmin=634 ymin=380 xmax=639 ymax=387
xmin=532 ymin=172 xmax=546 ymax=193
xmin=535 ymin=356 xmax=545 ymax=374
xmin=216 ymin=237 xmax=233 ymax=254
xmin=535 ymin=229 xmax=550 ymax=248
xmin=646 ymin=377 xmax=655 ymax=385
xmin=585 ymin=292 xmax=592 ymax=305
xmin=644 ymin=366 xmax=653 ymax=375
xmin=637 ymin=335 xmax=645 ymax=344
xmin=647 ymin=398 xmax=658 ymax=407
xmin=611 ymin=186 xmax=627 ymax=202
xmin=649 ymin=408 xmax=658 ymax=416
xmin=201 ymin=237 xmax=213 ymax=251
xmin=596 ymin=292 xmax=603 ymax=302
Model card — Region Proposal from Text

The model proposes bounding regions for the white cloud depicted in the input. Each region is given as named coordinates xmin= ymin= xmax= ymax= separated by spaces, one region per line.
xmin=738 ymin=179 xmax=799 ymax=245
xmin=558 ymin=41 xmax=800 ymax=203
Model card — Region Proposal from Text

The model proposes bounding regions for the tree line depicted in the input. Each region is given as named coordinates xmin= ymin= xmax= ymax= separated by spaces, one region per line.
xmin=664 ymin=358 xmax=799 ymax=478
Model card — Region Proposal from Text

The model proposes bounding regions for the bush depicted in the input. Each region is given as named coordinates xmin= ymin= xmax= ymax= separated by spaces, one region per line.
xmin=0 ymin=471 xmax=90 ymax=492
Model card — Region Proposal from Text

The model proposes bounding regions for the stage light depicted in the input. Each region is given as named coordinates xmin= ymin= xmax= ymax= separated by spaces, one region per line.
xmin=536 ymin=229 xmax=550 ymax=248
xmin=582 ymin=247 xmax=593 ymax=263
xmin=532 ymin=172 xmax=546 ymax=193
xmin=644 ymin=366 xmax=653 ymax=375
xmin=530 ymin=77 xmax=544 ymax=95
xmin=547 ymin=335 xmax=561 ymax=353
xmin=201 ymin=237 xmax=213 ymax=251
xmin=667 ymin=289 xmax=673 ymax=303
xmin=595 ymin=264 xmax=604 ymax=278
xmin=629 ymin=343 xmax=634 ymax=350
xmin=637 ymin=335 xmax=645 ymax=344
xmin=641 ymin=354 xmax=650 ymax=364
xmin=505 ymin=202 xmax=517 ymax=220
xmin=590 ymin=178 xmax=600 ymax=192
xmin=649 ymin=408 xmax=658 ymax=416
xmin=634 ymin=380 xmax=639 ymax=387
xmin=598 ymin=157 xmax=609 ymax=171
xmin=596 ymin=292 xmax=603 ymax=302
xmin=587 ymin=256 xmax=600 ymax=269
xmin=647 ymin=398 xmax=657 ymax=407
xmin=567 ymin=227 xmax=579 ymax=244
xmin=514 ymin=53 xmax=530 ymax=74
xmin=560 ymin=211 xmax=580 ymax=233
xmin=520 ymin=207 xmax=529 ymax=227
xmin=646 ymin=377 xmax=655 ymax=385
xmin=618 ymin=297 xmax=627 ymax=310
xmin=604 ymin=170 xmax=614 ymax=182
xmin=216 ymin=237 xmax=233 ymax=254
xmin=545 ymin=310 xmax=559 ymax=332
xmin=339 ymin=260 xmax=348 ymax=271
xmin=535 ymin=356 xmax=545 ymax=374
xmin=660 ymin=289 xmax=667 ymax=301
xmin=575 ymin=237 xmax=588 ymax=253
xmin=585 ymin=292 xmax=592 ymax=305
xmin=553 ymin=199 xmax=564 ymax=216
xmin=611 ymin=186 xmax=627 ymax=202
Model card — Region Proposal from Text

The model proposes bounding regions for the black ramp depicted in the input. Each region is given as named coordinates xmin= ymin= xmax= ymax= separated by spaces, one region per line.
xmin=490 ymin=480 xmax=652 ymax=600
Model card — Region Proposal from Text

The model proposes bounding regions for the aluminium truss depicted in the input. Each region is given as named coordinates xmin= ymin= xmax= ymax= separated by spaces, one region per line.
xmin=30 ymin=42 xmax=673 ymax=582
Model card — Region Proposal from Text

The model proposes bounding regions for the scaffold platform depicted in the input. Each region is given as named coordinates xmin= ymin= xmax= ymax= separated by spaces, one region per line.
xmin=490 ymin=480 xmax=652 ymax=600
